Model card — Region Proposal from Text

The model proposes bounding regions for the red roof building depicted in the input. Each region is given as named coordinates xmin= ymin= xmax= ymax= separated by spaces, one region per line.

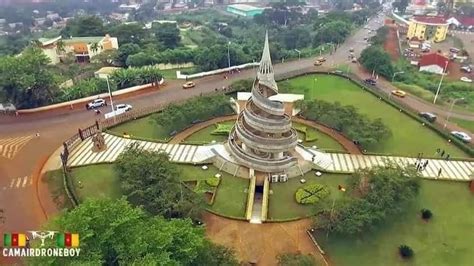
xmin=458 ymin=17 xmax=474 ymax=27
xmin=413 ymin=16 xmax=448 ymax=25
xmin=418 ymin=53 xmax=449 ymax=75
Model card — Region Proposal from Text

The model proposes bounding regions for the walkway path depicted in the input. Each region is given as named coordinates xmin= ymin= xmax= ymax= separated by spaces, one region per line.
xmin=304 ymin=149 xmax=474 ymax=181
xmin=69 ymin=133 xmax=473 ymax=181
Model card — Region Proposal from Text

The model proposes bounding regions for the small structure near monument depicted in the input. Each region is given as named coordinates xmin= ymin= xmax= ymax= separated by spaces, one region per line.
xmin=91 ymin=132 xmax=107 ymax=152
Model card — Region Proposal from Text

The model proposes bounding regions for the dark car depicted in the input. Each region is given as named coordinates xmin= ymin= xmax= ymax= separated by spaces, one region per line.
xmin=364 ymin=78 xmax=376 ymax=85
xmin=418 ymin=112 xmax=437 ymax=122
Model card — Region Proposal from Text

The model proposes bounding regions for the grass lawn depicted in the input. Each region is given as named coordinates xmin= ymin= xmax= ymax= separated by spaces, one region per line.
xmin=184 ymin=121 xmax=235 ymax=143
xmin=160 ymin=67 xmax=196 ymax=80
xmin=43 ymin=170 xmax=74 ymax=209
xmin=293 ymin=122 xmax=346 ymax=151
xmin=70 ymin=164 xmax=122 ymax=202
xmin=452 ymin=118 xmax=474 ymax=133
xmin=286 ymin=74 xmax=468 ymax=158
xmin=108 ymin=115 xmax=169 ymax=141
xmin=315 ymin=180 xmax=474 ymax=266
xmin=268 ymin=172 xmax=350 ymax=221
xmin=68 ymin=163 xmax=248 ymax=218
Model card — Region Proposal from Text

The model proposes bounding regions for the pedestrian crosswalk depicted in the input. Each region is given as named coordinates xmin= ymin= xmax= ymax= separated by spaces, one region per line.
xmin=0 ymin=135 xmax=35 ymax=160
xmin=67 ymin=134 xmax=216 ymax=167
xmin=2 ymin=175 xmax=33 ymax=191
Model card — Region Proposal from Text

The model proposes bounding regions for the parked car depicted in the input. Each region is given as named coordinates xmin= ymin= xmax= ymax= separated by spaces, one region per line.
xmin=351 ymin=58 xmax=357 ymax=63
xmin=182 ymin=81 xmax=195 ymax=89
xmin=451 ymin=131 xmax=472 ymax=142
xmin=449 ymin=47 xmax=460 ymax=53
xmin=86 ymin=98 xmax=106 ymax=109
xmin=418 ymin=112 xmax=437 ymax=122
xmin=314 ymin=60 xmax=323 ymax=66
xmin=460 ymin=66 xmax=472 ymax=73
xmin=460 ymin=77 xmax=473 ymax=83
xmin=349 ymin=47 xmax=354 ymax=52
xmin=316 ymin=56 xmax=326 ymax=62
xmin=115 ymin=104 xmax=132 ymax=112
xmin=391 ymin=90 xmax=406 ymax=98
xmin=364 ymin=78 xmax=376 ymax=85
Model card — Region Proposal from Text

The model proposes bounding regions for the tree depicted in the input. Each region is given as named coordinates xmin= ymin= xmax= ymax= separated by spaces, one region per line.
xmin=314 ymin=164 xmax=420 ymax=235
xmin=359 ymin=46 xmax=394 ymax=79
xmin=399 ymin=245 xmax=414 ymax=258
xmin=91 ymin=49 xmax=118 ymax=66
xmin=116 ymin=43 xmax=141 ymax=66
xmin=115 ymin=144 xmax=204 ymax=220
xmin=393 ymin=0 xmax=409 ymax=14
xmin=277 ymin=253 xmax=317 ymax=266
xmin=28 ymin=198 xmax=206 ymax=265
xmin=154 ymin=23 xmax=181 ymax=49
xmin=0 ymin=47 xmax=59 ymax=108
xmin=55 ymin=39 xmax=66 ymax=55
xmin=192 ymin=241 xmax=239 ymax=265
xmin=61 ymin=16 xmax=105 ymax=37
xmin=109 ymin=23 xmax=148 ymax=45
xmin=313 ymin=20 xmax=352 ymax=46
xmin=280 ymin=26 xmax=311 ymax=50
xmin=90 ymin=42 xmax=100 ymax=54
xmin=421 ymin=209 xmax=433 ymax=220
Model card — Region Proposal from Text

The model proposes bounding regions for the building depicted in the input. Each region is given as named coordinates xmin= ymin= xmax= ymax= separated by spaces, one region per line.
xmin=226 ymin=4 xmax=265 ymax=17
xmin=94 ymin=67 xmax=121 ymax=79
xmin=418 ymin=53 xmax=449 ymax=75
xmin=37 ymin=34 xmax=119 ymax=65
xmin=407 ymin=16 xmax=449 ymax=42
xmin=227 ymin=32 xmax=299 ymax=173
xmin=235 ymin=92 xmax=304 ymax=116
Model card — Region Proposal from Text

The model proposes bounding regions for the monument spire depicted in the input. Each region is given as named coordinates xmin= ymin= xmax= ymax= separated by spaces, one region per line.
xmin=257 ymin=31 xmax=277 ymax=91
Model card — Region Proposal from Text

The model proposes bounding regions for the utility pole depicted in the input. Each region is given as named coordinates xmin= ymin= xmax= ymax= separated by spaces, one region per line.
xmin=227 ymin=41 xmax=231 ymax=69
xmin=444 ymin=97 xmax=464 ymax=128
xmin=106 ymin=76 xmax=116 ymax=123
xmin=433 ymin=60 xmax=449 ymax=104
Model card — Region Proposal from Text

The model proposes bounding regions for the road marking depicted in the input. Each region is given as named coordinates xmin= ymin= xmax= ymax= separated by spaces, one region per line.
xmin=0 ymin=135 xmax=35 ymax=160
xmin=9 ymin=179 xmax=15 ymax=188
xmin=15 ymin=177 xmax=22 ymax=188
xmin=30 ymin=177 xmax=34 ymax=185
xmin=22 ymin=176 xmax=28 ymax=187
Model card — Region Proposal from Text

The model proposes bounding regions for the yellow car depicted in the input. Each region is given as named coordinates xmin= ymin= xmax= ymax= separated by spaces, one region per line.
xmin=391 ymin=90 xmax=406 ymax=98
xmin=313 ymin=60 xmax=323 ymax=66
xmin=317 ymin=56 xmax=326 ymax=62
xmin=182 ymin=81 xmax=195 ymax=89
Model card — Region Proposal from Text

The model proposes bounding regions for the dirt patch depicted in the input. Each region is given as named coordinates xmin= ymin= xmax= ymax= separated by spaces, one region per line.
xmin=183 ymin=180 xmax=197 ymax=189
xmin=204 ymin=191 xmax=213 ymax=204
xmin=384 ymin=24 xmax=401 ymax=61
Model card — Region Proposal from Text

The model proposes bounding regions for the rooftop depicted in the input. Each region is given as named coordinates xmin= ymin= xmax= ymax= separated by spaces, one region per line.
xmin=237 ymin=92 xmax=304 ymax=102
xmin=228 ymin=4 xmax=264 ymax=12
xmin=63 ymin=36 xmax=105 ymax=44
xmin=95 ymin=67 xmax=121 ymax=75
xmin=412 ymin=16 xmax=448 ymax=25
xmin=419 ymin=53 xmax=449 ymax=69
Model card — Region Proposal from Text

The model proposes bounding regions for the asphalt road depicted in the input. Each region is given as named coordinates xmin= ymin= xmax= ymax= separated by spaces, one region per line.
xmin=0 ymin=10 xmax=472 ymax=262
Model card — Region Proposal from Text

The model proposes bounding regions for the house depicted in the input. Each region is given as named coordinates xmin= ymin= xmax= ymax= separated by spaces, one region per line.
xmin=37 ymin=34 xmax=119 ymax=65
xmin=46 ymin=13 xmax=61 ymax=21
xmin=418 ymin=53 xmax=449 ymax=75
xmin=407 ymin=16 xmax=449 ymax=42
xmin=226 ymin=4 xmax=265 ymax=17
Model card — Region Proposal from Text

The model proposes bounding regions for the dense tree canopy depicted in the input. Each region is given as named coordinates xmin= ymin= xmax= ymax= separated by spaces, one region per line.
xmin=393 ymin=0 xmax=409 ymax=14
xmin=359 ymin=46 xmax=395 ymax=79
xmin=111 ymin=67 xmax=163 ymax=89
xmin=277 ymin=253 xmax=317 ymax=266
xmin=115 ymin=144 xmax=204 ymax=220
xmin=61 ymin=16 xmax=105 ymax=37
xmin=314 ymin=165 xmax=420 ymax=235
xmin=297 ymin=99 xmax=392 ymax=149
xmin=154 ymin=23 xmax=181 ymax=49
xmin=28 ymin=198 xmax=224 ymax=265
xmin=0 ymin=47 xmax=59 ymax=108
xmin=109 ymin=23 xmax=149 ymax=46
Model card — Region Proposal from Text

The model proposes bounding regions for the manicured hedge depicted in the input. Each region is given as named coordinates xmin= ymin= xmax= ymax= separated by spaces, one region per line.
xmin=295 ymin=183 xmax=330 ymax=205
xmin=206 ymin=176 xmax=220 ymax=187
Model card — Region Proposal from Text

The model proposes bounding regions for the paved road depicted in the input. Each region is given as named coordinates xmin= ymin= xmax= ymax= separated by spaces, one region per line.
xmin=0 ymin=11 xmax=472 ymax=264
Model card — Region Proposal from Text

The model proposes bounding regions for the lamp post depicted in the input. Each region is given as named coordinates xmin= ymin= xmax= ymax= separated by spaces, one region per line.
xmin=444 ymin=97 xmax=464 ymax=129
xmin=294 ymin=49 xmax=301 ymax=60
xmin=392 ymin=71 xmax=404 ymax=82
xmin=433 ymin=60 xmax=449 ymax=104
xmin=227 ymin=41 xmax=231 ymax=69
xmin=106 ymin=76 xmax=116 ymax=123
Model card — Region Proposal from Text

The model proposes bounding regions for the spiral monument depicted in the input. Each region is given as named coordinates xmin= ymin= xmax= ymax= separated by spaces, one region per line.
xmin=227 ymin=32 xmax=298 ymax=173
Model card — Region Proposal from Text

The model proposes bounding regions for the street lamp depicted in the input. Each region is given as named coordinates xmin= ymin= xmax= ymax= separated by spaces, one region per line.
xmin=227 ymin=41 xmax=231 ymax=69
xmin=433 ymin=60 xmax=449 ymax=104
xmin=392 ymin=71 xmax=404 ymax=82
xmin=444 ymin=97 xmax=464 ymax=129
xmin=105 ymin=76 xmax=116 ymax=123
xmin=294 ymin=49 xmax=301 ymax=60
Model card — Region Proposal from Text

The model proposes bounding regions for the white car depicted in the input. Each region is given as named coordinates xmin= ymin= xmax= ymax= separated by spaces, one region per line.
xmin=86 ymin=98 xmax=106 ymax=109
xmin=460 ymin=77 xmax=472 ymax=83
xmin=451 ymin=131 xmax=472 ymax=142
xmin=115 ymin=104 xmax=132 ymax=112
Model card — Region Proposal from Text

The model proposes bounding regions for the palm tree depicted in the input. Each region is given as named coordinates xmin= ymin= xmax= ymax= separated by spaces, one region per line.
xmin=30 ymin=40 xmax=42 ymax=48
xmin=90 ymin=42 xmax=100 ymax=55
xmin=56 ymin=39 xmax=66 ymax=55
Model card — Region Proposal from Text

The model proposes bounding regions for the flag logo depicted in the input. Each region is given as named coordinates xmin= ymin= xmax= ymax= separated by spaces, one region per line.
xmin=56 ymin=233 xmax=79 ymax=248
xmin=3 ymin=233 xmax=27 ymax=247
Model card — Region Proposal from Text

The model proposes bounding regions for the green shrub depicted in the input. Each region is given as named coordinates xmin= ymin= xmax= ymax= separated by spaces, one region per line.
xmin=305 ymin=128 xmax=318 ymax=142
xmin=421 ymin=209 xmax=433 ymax=220
xmin=211 ymin=123 xmax=233 ymax=136
xmin=206 ymin=176 xmax=220 ymax=187
xmin=295 ymin=183 xmax=330 ymax=205
xmin=399 ymin=245 xmax=414 ymax=259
